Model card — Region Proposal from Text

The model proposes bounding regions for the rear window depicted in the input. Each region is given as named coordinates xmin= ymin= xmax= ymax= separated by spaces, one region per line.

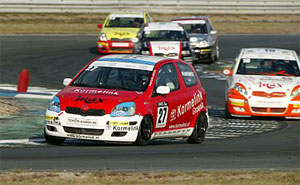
xmin=177 ymin=63 xmax=198 ymax=87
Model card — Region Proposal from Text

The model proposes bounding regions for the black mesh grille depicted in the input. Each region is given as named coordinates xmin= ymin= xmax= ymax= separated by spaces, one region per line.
xmin=111 ymin=38 xmax=131 ymax=41
xmin=63 ymin=126 xmax=104 ymax=136
xmin=65 ymin=107 xmax=105 ymax=117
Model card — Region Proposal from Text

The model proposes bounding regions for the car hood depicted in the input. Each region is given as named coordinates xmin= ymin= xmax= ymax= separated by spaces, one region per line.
xmin=188 ymin=33 xmax=208 ymax=41
xmin=149 ymin=41 xmax=183 ymax=59
xmin=57 ymin=86 xmax=142 ymax=112
xmin=233 ymin=75 xmax=300 ymax=94
xmin=102 ymin=28 xmax=139 ymax=39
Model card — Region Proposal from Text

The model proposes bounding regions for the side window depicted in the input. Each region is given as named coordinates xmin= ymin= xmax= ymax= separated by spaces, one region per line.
xmin=155 ymin=63 xmax=180 ymax=92
xmin=207 ymin=20 xmax=213 ymax=31
xmin=177 ymin=63 xmax=197 ymax=87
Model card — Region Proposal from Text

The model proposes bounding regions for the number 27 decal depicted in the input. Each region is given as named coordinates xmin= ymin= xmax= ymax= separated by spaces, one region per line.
xmin=156 ymin=102 xmax=168 ymax=128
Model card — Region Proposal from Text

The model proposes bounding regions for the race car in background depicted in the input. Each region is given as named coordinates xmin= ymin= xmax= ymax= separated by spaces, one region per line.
xmin=133 ymin=22 xmax=195 ymax=63
xmin=172 ymin=16 xmax=219 ymax=63
xmin=44 ymin=55 xmax=208 ymax=146
xmin=96 ymin=12 xmax=152 ymax=54
xmin=223 ymin=48 xmax=300 ymax=119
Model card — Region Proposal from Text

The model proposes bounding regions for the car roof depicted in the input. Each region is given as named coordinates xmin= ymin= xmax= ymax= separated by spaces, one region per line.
xmin=171 ymin=16 xmax=209 ymax=21
xmin=97 ymin=54 xmax=167 ymax=65
xmin=109 ymin=12 xmax=145 ymax=18
xmin=241 ymin=48 xmax=298 ymax=61
xmin=144 ymin=22 xmax=184 ymax=31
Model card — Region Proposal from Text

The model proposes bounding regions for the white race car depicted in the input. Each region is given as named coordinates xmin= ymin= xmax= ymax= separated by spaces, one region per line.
xmin=223 ymin=48 xmax=300 ymax=119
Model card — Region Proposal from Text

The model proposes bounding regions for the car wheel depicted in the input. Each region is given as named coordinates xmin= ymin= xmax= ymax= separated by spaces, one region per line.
xmin=133 ymin=116 xmax=153 ymax=146
xmin=224 ymin=101 xmax=233 ymax=119
xmin=187 ymin=112 xmax=208 ymax=144
xmin=44 ymin=130 xmax=65 ymax=145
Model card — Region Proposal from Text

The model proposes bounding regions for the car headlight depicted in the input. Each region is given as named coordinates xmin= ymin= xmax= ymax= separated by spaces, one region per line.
xmin=182 ymin=50 xmax=191 ymax=56
xmin=233 ymin=83 xmax=248 ymax=97
xmin=141 ymin=50 xmax=150 ymax=55
xmin=111 ymin=102 xmax=136 ymax=117
xmin=291 ymin=86 xmax=300 ymax=98
xmin=99 ymin=33 xmax=107 ymax=41
xmin=48 ymin=96 xmax=61 ymax=113
xmin=198 ymin=40 xmax=209 ymax=48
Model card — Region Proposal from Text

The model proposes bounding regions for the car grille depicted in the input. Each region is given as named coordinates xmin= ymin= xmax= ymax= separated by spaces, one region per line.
xmin=251 ymin=107 xmax=286 ymax=113
xmin=65 ymin=107 xmax=105 ymax=116
xmin=252 ymin=91 xmax=286 ymax=98
xmin=154 ymin=53 xmax=178 ymax=57
xmin=110 ymin=48 xmax=133 ymax=51
xmin=63 ymin=126 xmax=104 ymax=136
xmin=111 ymin=38 xmax=131 ymax=41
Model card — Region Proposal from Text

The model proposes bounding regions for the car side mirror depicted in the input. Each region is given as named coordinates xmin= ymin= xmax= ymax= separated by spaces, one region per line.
xmin=97 ymin=24 xmax=103 ymax=29
xmin=210 ymin=30 xmax=217 ymax=34
xmin=63 ymin=78 xmax=72 ymax=86
xmin=222 ymin=69 xmax=233 ymax=76
xmin=156 ymin=86 xmax=170 ymax=95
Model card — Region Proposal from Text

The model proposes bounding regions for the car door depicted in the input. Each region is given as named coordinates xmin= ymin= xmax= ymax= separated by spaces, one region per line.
xmin=175 ymin=62 xmax=204 ymax=127
xmin=151 ymin=62 xmax=185 ymax=132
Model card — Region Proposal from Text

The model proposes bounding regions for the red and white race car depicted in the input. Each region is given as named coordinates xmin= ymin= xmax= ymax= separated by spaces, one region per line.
xmin=223 ymin=48 xmax=300 ymax=119
xmin=45 ymin=55 xmax=208 ymax=145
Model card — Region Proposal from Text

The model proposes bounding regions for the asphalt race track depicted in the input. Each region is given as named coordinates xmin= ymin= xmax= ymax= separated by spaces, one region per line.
xmin=0 ymin=35 xmax=299 ymax=171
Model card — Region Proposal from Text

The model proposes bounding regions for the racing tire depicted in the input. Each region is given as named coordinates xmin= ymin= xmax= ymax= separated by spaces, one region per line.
xmin=133 ymin=116 xmax=153 ymax=146
xmin=224 ymin=101 xmax=233 ymax=119
xmin=187 ymin=112 xmax=208 ymax=144
xmin=44 ymin=130 xmax=65 ymax=145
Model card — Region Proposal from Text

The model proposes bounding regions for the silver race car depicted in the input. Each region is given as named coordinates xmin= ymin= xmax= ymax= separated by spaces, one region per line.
xmin=172 ymin=16 xmax=219 ymax=63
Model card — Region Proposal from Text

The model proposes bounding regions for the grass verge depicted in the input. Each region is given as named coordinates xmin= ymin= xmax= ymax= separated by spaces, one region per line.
xmin=1 ymin=13 xmax=299 ymax=34
xmin=0 ymin=171 xmax=299 ymax=185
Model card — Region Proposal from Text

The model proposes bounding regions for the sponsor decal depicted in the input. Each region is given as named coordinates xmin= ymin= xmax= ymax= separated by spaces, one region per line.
xmin=66 ymin=133 xmax=99 ymax=140
xmin=156 ymin=102 xmax=169 ymax=128
xmin=259 ymin=82 xmax=282 ymax=89
xmin=106 ymin=125 xmax=138 ymax=131
xmin=259 ymin=76 xmax=293 ymax=83
xmin=67 ymin=117 xmax=97 ymax=125
xmin=109 ymin=121 xmax=130 ymax=126
xmin=114 ymin=32 xmax=130 ymax=37
xmin=177 ymin=90 xmax=203 ymax=117
xmin=158 ymin=46 xmax=176 ymax=52
xmin=169 ymin=122 xmax=190 ymax=129
xmin=170 ymin=109 xmax=177 ymax=122
xmin=75 ymin=95 xmax=103 ymax=104
xmin=72 ymin=89 xmax=119 ymax=96
xmin=192 ymin=102 xmax=204 ymax=116
xmin=181 ymin=71 xmax=194 ymax=77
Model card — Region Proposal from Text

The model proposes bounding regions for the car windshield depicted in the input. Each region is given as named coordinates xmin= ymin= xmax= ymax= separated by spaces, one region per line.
xmin=181 ymin=24 xmax=208 ymax=34
xmin=237 ymin=58 xmax=300 ymax=76
xmin=106 ymin=17 xmax=144 ymax=28
xmin=71 ymin=66 xmax=152 ymax=92
xmin=142 ymin=30 xmax=187 ymax=41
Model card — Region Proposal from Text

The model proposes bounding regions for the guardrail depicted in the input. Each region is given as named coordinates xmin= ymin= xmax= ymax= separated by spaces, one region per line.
xmin=0 ymin=0 xmax=299 ymax=14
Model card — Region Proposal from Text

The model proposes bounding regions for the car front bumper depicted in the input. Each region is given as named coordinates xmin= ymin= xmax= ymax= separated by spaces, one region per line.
xmin=97 ymin=41 xmax=134 ymax=54
xmin=227 ymin=98 xmax=300 ymax=119
xmin=44 ymin=110 xmax=143 ymax=142
xmin=193 ymin=47 xmax=213 ymax=61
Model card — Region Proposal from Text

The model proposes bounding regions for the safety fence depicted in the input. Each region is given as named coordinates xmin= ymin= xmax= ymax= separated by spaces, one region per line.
xmin=0 ymin=0 xmax=299 ymax=14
